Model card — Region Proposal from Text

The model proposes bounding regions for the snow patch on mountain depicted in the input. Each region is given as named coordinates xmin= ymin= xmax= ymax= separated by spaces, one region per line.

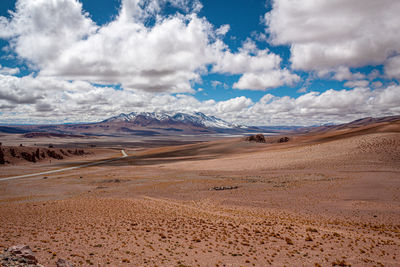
xmin=103 ymin=111 xmax=248 ymax=129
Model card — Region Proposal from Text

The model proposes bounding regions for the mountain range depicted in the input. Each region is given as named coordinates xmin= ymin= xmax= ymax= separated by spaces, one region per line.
xmin=0 ymin=112 xmax=260 ymax=137
xmin=0 ymin=112 xmax=399 ymax=138
xmin=103 ymin=112 xmax=248 ymax=129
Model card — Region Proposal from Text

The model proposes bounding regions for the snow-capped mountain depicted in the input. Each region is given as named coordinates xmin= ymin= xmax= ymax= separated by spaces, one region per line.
xmin=102 ymin=111 xmax=248 ymax=129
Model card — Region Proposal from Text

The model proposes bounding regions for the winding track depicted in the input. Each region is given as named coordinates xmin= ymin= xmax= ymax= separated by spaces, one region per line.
xmin=0 ymin=150 xmax=128 ymax=182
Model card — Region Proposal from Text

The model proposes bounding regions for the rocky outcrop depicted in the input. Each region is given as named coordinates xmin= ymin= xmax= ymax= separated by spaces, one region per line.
xmin=278 ymin=136 xmax=290 ymax=143
xmin=0 ymin=146 xmax=90 ymax=166
xmin=0 ymin=148 xmax=5 ymax=164
xmin=245 ymin=134 xmax=266 ymax=143
xmin=0 ymin=245 xmax=42 ymax=266
xmin=0 ymin=245 xmax=75 ymax=267
xmin=46 ymin=150 xmax=63 ymax=160
xmin=20 ymin=152 xmax=37 ymax=163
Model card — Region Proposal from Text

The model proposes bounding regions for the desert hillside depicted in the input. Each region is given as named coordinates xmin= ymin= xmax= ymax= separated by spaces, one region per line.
xmin=0 ymin=118 xmax=399 ymax=266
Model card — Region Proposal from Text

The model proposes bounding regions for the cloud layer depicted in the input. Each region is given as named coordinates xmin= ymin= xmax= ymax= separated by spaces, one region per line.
xmin=0 ymin=72 xmax=399 ymax=125
xmin=0 ymin=0 xmax=296 ymax=93
xmin=0 ymin=0 xmax=399 ymax=126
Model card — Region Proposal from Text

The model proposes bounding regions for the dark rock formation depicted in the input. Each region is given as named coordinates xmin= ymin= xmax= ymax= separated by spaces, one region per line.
xmin=73 ymin=149 xmax=85 ymax=156
xmin=46 ymin=150 xmax=63 ymax=160
xmin=0 ymin=148 xmax=4 ymax=164
xmin=245 ymin=134 xmax=266 ymax=143
xmin=20 ymin=152 xmax=36 ymax=163
xmin=60 ymin=149 xmax=69 ymax=156
xmin=0 ymin=245 xmax=42 ymax=266
xmin=10 ymin=148 xmax=17 ymax=157
xmin=278 ymin=137 xmax=290 ymax=143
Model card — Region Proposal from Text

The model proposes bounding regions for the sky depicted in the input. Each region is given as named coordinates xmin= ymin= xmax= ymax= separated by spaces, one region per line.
xmin=0 ymin=0 xmax=399 ymax=126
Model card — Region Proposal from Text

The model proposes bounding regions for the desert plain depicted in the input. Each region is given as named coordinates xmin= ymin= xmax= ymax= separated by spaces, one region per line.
xmin=1 ymin=120 xmax=400 ymax=266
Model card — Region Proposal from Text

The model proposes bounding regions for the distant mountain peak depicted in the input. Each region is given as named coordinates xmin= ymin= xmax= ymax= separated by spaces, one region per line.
xmin=102 ymin=111 xmax=247 ymax=129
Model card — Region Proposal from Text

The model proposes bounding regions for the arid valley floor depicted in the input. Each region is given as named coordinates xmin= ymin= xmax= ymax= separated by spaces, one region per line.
xmin=1 ymin=120 xmax=400 ymax=266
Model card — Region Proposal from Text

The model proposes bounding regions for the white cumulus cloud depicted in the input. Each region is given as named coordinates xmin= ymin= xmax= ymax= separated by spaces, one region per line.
xmin=0 ymin=0 xmax=298 ymax=93
xmin=266 ymin=0 xmax=400 ymax=71
xmin=213 ymin=40 xmax=300 ymax=90
xmin=0 ymin=72 xmax=399 ymax=126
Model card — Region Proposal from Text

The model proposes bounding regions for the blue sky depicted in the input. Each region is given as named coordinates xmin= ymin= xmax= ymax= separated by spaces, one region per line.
xmin=0 ymin=0 xmax=399 ymax=125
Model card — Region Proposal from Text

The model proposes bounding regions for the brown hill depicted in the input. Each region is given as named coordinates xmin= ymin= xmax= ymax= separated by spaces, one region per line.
xmin=1 ymin=116 xmax=400 ymax=267
xmin=296 ymin=115 xmax=400 ymax=134
xmin=108 ymin=117 xmax=400 ymax=169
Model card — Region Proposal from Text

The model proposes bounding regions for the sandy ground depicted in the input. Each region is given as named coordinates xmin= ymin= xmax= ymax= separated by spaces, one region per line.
xmin=0 ymin=125 xmax=400 ymax=266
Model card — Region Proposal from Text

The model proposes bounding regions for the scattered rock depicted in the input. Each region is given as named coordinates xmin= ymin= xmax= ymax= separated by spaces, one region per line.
xmin=245 ymin=134 xmax=266 ymax=143
xmin=210 ymin=186 xmax=238 ymax=191
xmin=56 ymin=258 xmax=74 ymax=267
xmin=0 ymin=245 xmax=43 ymax=266
xmin=278 ymin=136 xmax=290 ymax=143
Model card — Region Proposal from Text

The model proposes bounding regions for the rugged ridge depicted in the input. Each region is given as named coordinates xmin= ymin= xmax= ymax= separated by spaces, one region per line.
xmin=102 ymin=111 xmax=248 ymax=129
